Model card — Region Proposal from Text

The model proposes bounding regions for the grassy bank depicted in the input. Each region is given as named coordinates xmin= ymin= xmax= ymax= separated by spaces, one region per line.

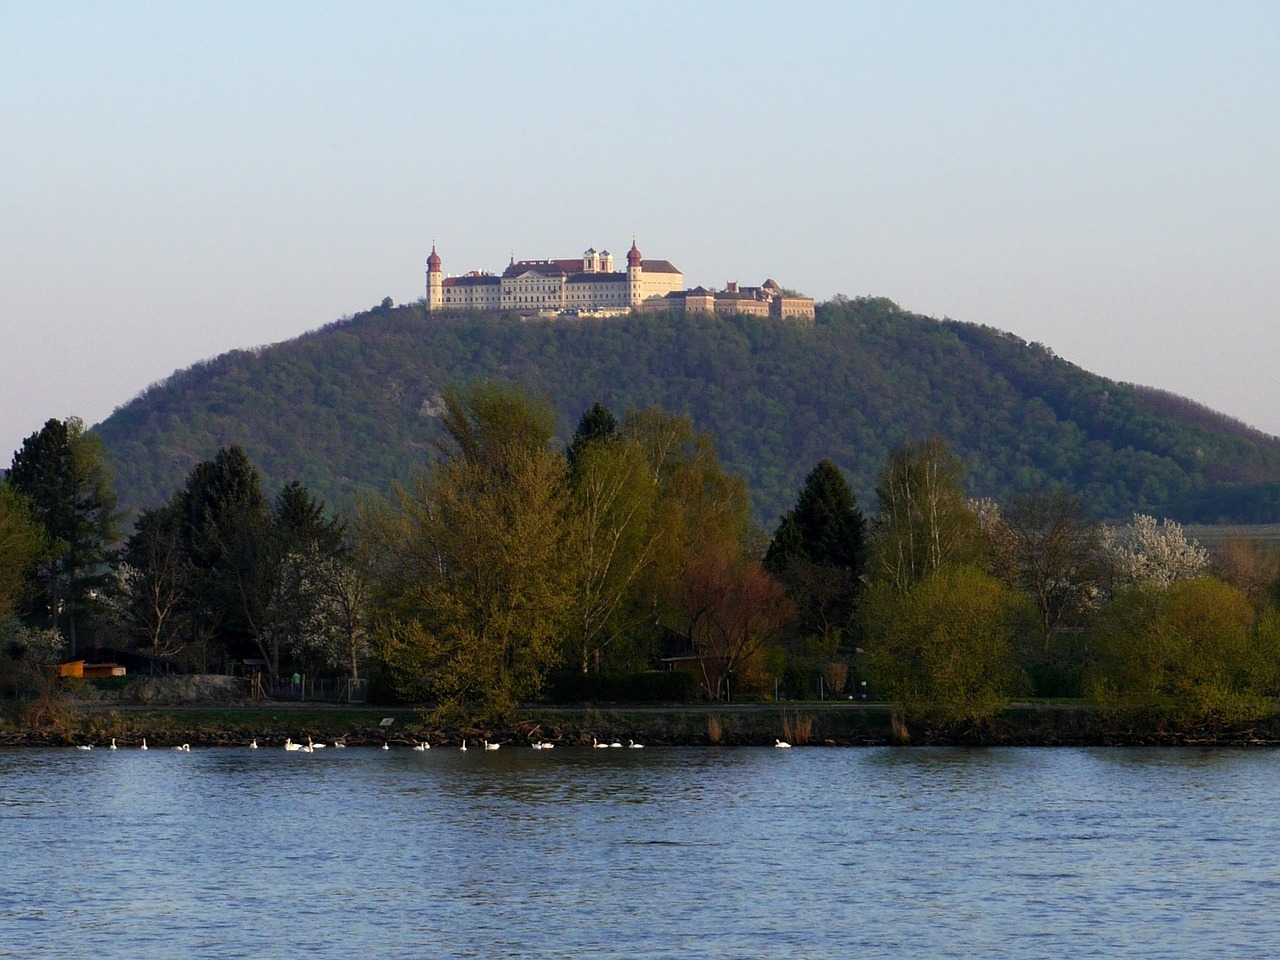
xmin=6 ymin=700 xmax=1280 ymax=748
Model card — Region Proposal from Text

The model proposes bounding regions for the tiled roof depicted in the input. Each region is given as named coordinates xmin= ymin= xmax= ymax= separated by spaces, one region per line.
xmin=443 ymin=274 xmax=500 ymax=287
xmin=641 ymin=260 xmax=680 ymax=274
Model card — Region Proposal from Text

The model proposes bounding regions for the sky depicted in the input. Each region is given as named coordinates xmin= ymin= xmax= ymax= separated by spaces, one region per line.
xmin=2 ymin=2 xmax=1278 ymax=462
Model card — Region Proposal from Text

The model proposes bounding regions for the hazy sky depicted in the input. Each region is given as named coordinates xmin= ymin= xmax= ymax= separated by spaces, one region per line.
xmin=3 ymin=2 xmax=1278 ymax=463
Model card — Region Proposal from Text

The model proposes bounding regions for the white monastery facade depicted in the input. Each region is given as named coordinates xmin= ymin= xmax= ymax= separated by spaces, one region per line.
xmin=425 ymin=239 xmax=815 ymax=321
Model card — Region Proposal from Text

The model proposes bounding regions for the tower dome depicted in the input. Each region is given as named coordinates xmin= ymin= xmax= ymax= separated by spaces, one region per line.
xmin=627 ymin=239 xmax=642 ymax=267
xmin=427 ymin=244 xmax=441 ymax=272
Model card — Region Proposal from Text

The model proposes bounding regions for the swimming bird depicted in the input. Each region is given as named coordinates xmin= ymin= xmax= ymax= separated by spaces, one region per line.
xmin=609 ymin=740 xmax=623 ymax=748
xmin=333 ymin=738 xmax=346 ymax=749
xmin=413 ymin=740 xmax=430 ymax=752
xmin=593 ymin=737 xmax=609 ymax=749
xmin=284 ymin=738 xmax=303 ymax=751
xmin=460 ymin=739 xmax=467 ymax=752
xmin=249 ymin=739 xmax=258 ymax=749
xmin=382 ymin=742 xmax=390 ymax=750
xmin=174 ymin=744 xmax=191 ymax=752
xmin=531 ymin=741 xmax=544 ymax=750
xmin=109 ymin=738 xmax=117 ymax=750
xmin=140 ymin=738 xmax=148 ymax=751
xmin=628 ymin=739 xmax=644 ymax=749
xmin=76 ymin=744 xmax=92 ymax=751
xmin=483 ymin=740 xmax=499 ymax=751
xmin=774 ymin=739 xmax=792 ymax=749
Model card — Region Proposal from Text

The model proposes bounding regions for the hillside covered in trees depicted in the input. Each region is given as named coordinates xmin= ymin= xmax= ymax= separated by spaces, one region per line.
xmin=94 ymin=297 xmax=1280 ymax=524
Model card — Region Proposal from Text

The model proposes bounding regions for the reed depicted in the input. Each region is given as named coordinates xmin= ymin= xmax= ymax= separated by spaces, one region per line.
xmin=781 ymin=712 xmax=814 ymax=746
xmin=890 ymin=713 xmax=911 ymax=744
xmin=706 ymin=713 xmax=724 ymax=744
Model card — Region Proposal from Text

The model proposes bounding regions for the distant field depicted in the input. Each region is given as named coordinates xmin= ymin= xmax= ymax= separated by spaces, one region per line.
xmin=1185 ymin=524 xmax=1280 ymax=547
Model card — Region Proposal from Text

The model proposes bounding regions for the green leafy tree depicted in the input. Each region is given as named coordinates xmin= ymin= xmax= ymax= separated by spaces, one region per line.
xmin=566 ymin=435 xmax=660 ymax=673
xmin=871 ymin=437 xmax=979 ymax=595
xmin=1087 ymin=576 xmax=1280 ymax=726
xmin=0 ymin=487 xmax=46 ymax=625
xmin=7 ymin=417 xmax=119 ymax=653
xmin=866 ymin=564 xmax=1028 ymax=725
xmin=362 ymin=382 xmax=575 ymax=719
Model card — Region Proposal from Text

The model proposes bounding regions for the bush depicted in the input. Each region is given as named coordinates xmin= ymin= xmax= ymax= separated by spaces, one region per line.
xmin=547 ymin=670 xmax=699 ymax=704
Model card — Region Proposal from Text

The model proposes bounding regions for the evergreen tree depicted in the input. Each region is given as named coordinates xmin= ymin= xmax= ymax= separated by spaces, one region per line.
xmin=765 ymin=459 xmax=867 ymax=655
xmin=6 ymin=417 xmax=119 ymax=653
xmin=566 ymin=402 xmax=619 ymax=472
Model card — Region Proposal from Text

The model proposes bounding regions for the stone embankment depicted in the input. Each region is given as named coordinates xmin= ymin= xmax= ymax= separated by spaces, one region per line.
xmin=5 ymin=691 xmax=1280 ymax=749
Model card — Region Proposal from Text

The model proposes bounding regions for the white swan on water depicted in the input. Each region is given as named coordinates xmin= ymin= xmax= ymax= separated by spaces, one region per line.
xmin=459 ymin=739 xmax=467 ymax=752
xmin=483 ymin=740 xmax=499 ymax=751
xmin=382 ymin=742 xmax=390 ymax=750
xmin=249 ymin=739 xmax=258 ymax=749
xmin=284 ymin=738 xmax=303 ymax=751
xmin=75 ymin=744 xmax=92 ymax=751
xmin=413 ymin=740 xmax=430 ymax=752
xmin=174 ymin=744 xmax=191 ymax=752
xmin=110 ymin=738 xmax=117 ymax=750
xmin=140 ymin=739 xmax=148 ymax=751
xmin=628 ymin=740 xmax=644 ymax=749
xmin=593 ymin=737 xmax=609 ymax=749
xmin=774 ymin=739 xmax=792 ymax=749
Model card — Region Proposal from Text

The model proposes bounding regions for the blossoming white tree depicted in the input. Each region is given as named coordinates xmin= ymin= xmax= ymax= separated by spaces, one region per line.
xmin=1103 ymin=514 xmax=1208 ymax=589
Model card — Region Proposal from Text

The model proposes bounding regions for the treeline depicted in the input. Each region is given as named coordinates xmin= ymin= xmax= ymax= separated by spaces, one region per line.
xmin=95 ymin=298 xmax=1280 ymax=528
xmin=7 ymin=398 xmax=1280 ymax=729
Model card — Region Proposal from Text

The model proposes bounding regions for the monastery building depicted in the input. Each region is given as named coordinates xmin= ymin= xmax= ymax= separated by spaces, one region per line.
xmin=425 ymin=239 xmax=814 ymax=321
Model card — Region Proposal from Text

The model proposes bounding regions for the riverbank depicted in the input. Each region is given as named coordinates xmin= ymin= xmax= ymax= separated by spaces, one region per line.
xmin=4 ymin=699 xmax=1280 ymax=748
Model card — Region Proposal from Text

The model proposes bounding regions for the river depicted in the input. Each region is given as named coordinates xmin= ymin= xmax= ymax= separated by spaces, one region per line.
xmin=1 ymin=745 xmax=1276 ymax=958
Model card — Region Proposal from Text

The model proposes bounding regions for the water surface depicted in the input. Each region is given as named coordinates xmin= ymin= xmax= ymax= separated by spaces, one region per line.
xmin=1 ymin=745 xmax=1276 ymax=958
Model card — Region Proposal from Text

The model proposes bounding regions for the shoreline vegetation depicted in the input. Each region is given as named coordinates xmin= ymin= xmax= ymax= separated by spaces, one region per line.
xmin=6 ymin=700 xmax=1280 ymax=749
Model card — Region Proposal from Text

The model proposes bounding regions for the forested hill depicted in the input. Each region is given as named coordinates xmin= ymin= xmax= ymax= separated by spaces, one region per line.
xmin=94 ymin=297 xmax=1280 ymax=525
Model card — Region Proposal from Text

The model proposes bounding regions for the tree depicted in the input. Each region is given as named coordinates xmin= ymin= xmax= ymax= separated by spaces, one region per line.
xmin=1088 ymin=577 xmax=1280 ymax=726
xmin=871 ymin=437 xmax=979 ymax=595
xmin=1104 ymin=514 xmax=1208 ymax=590
xmin=566 ymin=435 xmax=660 ymax=673
xmin=7 ymin=417 xmax=119 ymax=653
xmin=618 ymin=407 xmax=753 ymax=665
xmin=981 ymin=490 xmax=1107 ymax=649
xmin=683 ymin=543 xmax=793 ymax=701
xmin=865 ymin=564 xmax=1027 ymax=725
xmin=0 ymin=487 xmax=45 ymax=626
xmin=177 ymin=446 xmax=272 ymax=671
xmin=362 ymin=383 xmax=575 ymax=719
xmin=120 ymin=502 xmax=190 ymax=659
xmin=566 ymin=401 xmax=619 ymax=473
xmin=1210 ymin=537 xmax=1280 ymax=610
xmin=765 ymin=459 xmax=867 ymax=653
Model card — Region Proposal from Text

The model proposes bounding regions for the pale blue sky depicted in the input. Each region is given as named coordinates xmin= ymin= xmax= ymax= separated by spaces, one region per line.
xmin=3 ymin=2 xmax=1278 ymax=462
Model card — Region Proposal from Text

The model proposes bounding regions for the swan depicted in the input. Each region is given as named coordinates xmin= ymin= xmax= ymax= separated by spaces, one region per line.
xmin=774 ymin=739 xmax=792 ymax=749
xmin=460 ymin=739 xmax=467 ymax=752
xmin=628 ymin=739 xmax=644 ymax=749
xmin=174 ymin=744 xmax=191 ymax=752
xmin=609 ymin=740 xmax=623 ymax=748
xmin=333 ymin=738 xmax=346 ymax=749
xmin=382 ymin=742 xmax=390 ymax=750
xmin=140 ymin=739 xmax=148 ymax=751
xmin=540 ymin=742 xmax=554 ymax=749
xmin=109 ymin=738 xmax=117 ymax=750
xmin=76 ymin=744 xmax=92 ymax=751
xmin=249 ymin=739 xmax=258 ymax=749
xmin=284 ymin=738 xmax=303 ymax=751
xmin=308 ymin=737 xmax=325 ymax=749
xmin=531 ymin=741 xmax=543 ymax=749
xmin=483 ymin=740 xmax=499 ymax=751
xmin=593 ymin=737 xmax=609 ymax=749
xmin=413 ymin=740 xmax=430 ymax=752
